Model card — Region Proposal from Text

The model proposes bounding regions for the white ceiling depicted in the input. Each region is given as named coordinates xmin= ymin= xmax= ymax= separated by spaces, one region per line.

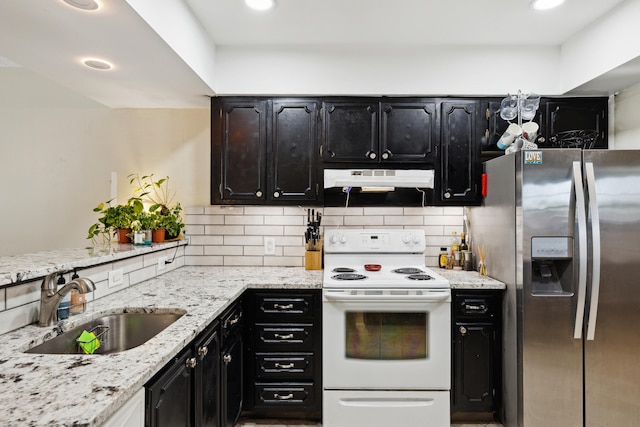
xmin=0 ymin=0 xmax=633 ymax=108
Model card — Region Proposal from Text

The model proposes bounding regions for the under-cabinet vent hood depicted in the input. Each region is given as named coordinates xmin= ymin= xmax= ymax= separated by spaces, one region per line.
xmin=324 ymin=169 xmax=434 ymax=190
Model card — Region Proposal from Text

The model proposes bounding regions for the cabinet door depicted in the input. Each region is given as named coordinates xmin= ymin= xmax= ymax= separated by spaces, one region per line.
xmin=380 ymin=100 xmax=438 ymax=163
xmin=146 ymin=350 xmax=193 ymax=427
xmin=212 ymin=98 xmax=268 ymax=202
xmin=195 ymin=324 xmax=220 ymax=427
xmin=221 ymin=335 xmax=243 ymax=427
xmin=451 ymin=323 xmax=496 ymax=414
xmin=440 ymin=100 xmax=480 ymax=204
xmin=271 ymin=100 xmax=319 ymax=202
xmin=322 ymin=100 xmax=378 ymax=162
xmin=543 ymin=98 xmax=608 ymax=149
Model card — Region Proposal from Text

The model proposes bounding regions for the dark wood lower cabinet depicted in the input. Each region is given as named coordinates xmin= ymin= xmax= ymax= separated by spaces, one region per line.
xmin=243 ymin=289 xmax=322 ymax=420
xmin=146 ymin=320 xmax=220 ymax=427
xmin=451 ymin=290 xmax=502 ymax=422
xmin=220 ymin=300 xmax=244 ymax=427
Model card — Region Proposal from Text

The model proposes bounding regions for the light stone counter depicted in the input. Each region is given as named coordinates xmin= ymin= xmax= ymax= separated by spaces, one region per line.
xmin=0 ymin=241 xmax=187 ymax=287
xmin=438 ymin=269 xmax=506 ymax=290
xmin=0 ymin=265 xmax=502 ymax=426
xmin=0 ymin=266 xmax=321 ymax=427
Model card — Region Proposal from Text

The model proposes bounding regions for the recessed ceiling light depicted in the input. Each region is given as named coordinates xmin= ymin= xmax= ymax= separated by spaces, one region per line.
xmin=244 ymin=0 xmax=275 ymax=11
xmin=62 ymin=0 xmax=100 ymax=11
xmin=83 ymin=58 xmax=112 ymax=70
xmin=531 ymin=0 xmax=565 ymax=11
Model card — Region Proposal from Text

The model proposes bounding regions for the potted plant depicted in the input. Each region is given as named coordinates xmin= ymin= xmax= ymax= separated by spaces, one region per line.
xmin=129 ymin=174 xmax=185 ymax=240
xmin=130 ymin=211 xmax=154 ymax=245
xmin=150 ymin=211 xmax=165 ymax=243
xmin=87 ymin=200 xmax=139 ymax=244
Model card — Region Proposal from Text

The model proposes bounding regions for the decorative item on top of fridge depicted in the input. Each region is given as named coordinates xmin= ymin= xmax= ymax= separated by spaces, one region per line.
xmin=497 ymin=90 xmax=540 ymax=154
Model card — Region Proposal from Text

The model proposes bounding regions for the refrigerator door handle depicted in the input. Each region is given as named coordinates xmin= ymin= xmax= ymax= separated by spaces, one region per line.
xmin=572 ymin=161 xmax=588 ymax=340
xmin=585 ymin=162 xmax=601 ymax=341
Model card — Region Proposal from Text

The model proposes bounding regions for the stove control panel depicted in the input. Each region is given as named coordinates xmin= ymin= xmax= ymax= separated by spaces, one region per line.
xmin=324 ymin=228 xmax=425 ymax=253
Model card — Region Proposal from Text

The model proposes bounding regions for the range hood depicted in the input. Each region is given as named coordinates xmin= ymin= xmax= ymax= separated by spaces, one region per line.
xmin=324 ymin=169 xmax=434 ymax=190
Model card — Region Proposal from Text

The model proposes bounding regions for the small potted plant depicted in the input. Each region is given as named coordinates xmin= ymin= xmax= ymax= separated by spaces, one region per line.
xmin=150 ymin=211 xmax=166 ymax=243
xmin=87 ymin=200 xmax=139 ymax=244
xmin=130 ymin=211 xmax=154 ymax=245
xmin=129 ymin=173 xmax=185 ymax=240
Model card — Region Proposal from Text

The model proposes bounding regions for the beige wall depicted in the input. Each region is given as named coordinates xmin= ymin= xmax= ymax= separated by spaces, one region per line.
xmin=0 ymin=68 xmax=210 ymax=256
xmin=614 ymin=82 xmax=640 ymax=149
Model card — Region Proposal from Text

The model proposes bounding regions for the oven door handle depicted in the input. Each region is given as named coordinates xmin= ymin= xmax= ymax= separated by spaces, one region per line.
xmin=338 ymin=397 xmax=436 ymax=408
xmin=323 ymin=290 xmax=450 ymax=302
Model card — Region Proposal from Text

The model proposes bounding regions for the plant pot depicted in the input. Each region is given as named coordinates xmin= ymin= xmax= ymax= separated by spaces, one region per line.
xmin=117 ymin=229 xmax=132 ymax=244
xmin=152 ymin=229 xmax=166 ymax=243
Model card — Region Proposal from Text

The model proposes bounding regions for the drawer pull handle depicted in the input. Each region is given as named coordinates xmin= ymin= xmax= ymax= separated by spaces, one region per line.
xmin=225 ymin=311 xmax=242 ymax=328
xmin=185 ymin=357 xmax=197 ymax=369
xmin=274 ymin=393 xmax=294 ymax=400
xmin=274 ymin=303 xmax=294 ymax=310
xmin=275 ymin=362 xmax=295 ymax=369
xmin=274 ymin=333 xmax=294 ymax=340
xmin=223 ymin=354 xmax=232 ymax=364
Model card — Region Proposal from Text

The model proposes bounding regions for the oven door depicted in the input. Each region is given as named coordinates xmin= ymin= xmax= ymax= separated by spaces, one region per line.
xmin=322 ymin=288 xmax=451 ymax=390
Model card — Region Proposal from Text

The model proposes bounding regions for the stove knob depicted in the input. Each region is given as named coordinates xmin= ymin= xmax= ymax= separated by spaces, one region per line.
xmin=330 ymin=234 xmax=338 ymax=244
xmin=339 ymin=234 xmax=348 ymax=244
xmin=412 ymin=234 xmax=420 ymax=244
xmin=402 ymin=234 xmax=411 ymax=244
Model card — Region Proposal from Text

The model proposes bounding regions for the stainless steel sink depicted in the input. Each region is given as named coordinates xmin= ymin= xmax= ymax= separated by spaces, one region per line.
xmin=26 ymin=311 xmax=185 ymax=355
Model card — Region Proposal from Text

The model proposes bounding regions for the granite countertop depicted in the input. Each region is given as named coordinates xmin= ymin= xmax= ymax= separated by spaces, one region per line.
xmin=0 ymin=241 xmax=187 ymax=287
xmin=0 ymin=267 xmax=322 ymax=427
xmin=0 ymin=266 xmax=502 ymax=426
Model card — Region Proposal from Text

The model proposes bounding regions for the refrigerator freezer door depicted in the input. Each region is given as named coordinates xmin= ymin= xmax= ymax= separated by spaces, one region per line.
xmin=583 ymin=150 xmax=640 ymax=426
xmin=520 ymin=150 xmax=583 ymax=427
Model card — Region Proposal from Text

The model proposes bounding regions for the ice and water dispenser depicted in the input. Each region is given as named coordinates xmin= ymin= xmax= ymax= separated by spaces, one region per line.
xmin=530 ymin=236 xmax=574 ymax=296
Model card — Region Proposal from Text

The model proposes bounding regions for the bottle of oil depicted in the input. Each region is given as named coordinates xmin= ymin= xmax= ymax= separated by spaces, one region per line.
xmin=439 ymin=247 xmax=448 ymax=268
xmin=459 ymin=232 xmax=468 ymax=252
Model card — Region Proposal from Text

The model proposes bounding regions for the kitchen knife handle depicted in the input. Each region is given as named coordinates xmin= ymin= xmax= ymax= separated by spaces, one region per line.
xmin=585 ymin=163 xmax=601 ymax=341
xmin=572 ymin=161 xmax=588 ymax=340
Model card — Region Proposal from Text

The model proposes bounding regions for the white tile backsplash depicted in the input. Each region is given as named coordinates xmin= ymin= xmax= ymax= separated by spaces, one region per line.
xmin=185 ymin=205 xmax=465 ymax=268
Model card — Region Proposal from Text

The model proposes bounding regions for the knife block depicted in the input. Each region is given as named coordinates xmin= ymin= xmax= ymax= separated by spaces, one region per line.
xmin=305 ymin=238 xmax=323 ymax=270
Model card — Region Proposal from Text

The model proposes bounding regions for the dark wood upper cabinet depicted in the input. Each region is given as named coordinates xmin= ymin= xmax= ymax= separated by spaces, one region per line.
xmin=212 ymin=98 xmax=268 ymax=202
xmin=381 ymin=100 xmax=438 ymax=163
xmin=322 ymin=100 xmax=378 ymax=162
xmin=440 ymin=100 xmax=480 ymax=205
xmin=543 ymin=98 xmax=607 ymax=149
xmin=271 ymin=100 xmax=319 ymax=202
xmin=211 ymin=98 xmax=320 ymax=205
xmin=322 ymin=99 xmax=438 ymax=164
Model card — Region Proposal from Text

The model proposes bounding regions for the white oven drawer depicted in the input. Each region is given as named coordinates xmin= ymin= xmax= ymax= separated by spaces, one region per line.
xmin=323 ymin=389 xmax=450 ymax=427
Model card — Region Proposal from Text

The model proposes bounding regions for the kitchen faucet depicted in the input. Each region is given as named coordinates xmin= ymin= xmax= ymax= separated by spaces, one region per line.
xmin=38 ymin=272 xmax=96 ymax=326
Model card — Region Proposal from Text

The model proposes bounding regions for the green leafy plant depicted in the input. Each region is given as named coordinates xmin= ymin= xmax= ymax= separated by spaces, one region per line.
xmin=131 ymin=210 xmax=155 ymax=231
xmin=87 ymin=200 xmax=141 ymax=242
xmin=129 ymin=173 xmax=184 ymax=239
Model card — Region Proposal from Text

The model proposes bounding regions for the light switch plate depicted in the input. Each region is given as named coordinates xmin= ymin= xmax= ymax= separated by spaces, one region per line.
xmin=108 ymin=269 xmax=124 ymax=288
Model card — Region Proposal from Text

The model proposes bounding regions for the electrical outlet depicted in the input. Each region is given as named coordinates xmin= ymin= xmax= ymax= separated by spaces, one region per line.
xmin=108 ymin=269 xmax=123 ymax=288
xmin=157 ymin=256 xmax=167 ymax=271
xmin=264 ymin=237 xmax=276 ymax=255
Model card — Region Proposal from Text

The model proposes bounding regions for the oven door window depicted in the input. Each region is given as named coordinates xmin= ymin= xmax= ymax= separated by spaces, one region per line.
xmin=345 ymin=311 xmax=427 ymax=360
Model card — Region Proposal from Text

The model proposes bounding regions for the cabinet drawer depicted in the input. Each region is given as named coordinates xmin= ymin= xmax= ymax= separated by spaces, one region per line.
xmin=255 ymin=293 xmax=314 ymax=320
xmin=255 ymin=353 xmax=315 ymax=380
xmin=255 ymin=324 xmax=314 ymax=351
xmin=254 ymin=383 xmax=316 ymax=408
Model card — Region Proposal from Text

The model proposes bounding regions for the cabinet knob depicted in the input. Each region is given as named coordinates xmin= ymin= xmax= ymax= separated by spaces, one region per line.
xmin=198 ymin=346 xmax=208 ymax=357
xmin=273 ymin=191 xmax=281 ymax=198
xmin=186 ymin=357 xmax=197 ymax=369
xmin=381 ymin=150 xmax=391 ymax=160
xmin=459 ymin=326 xmax=467 ymax=335
xmin=225 ymin=312 xmax=242 ymax=328
xmin=444 ymin=191 xmax=452 ymax=199
xmin=538 ymin=136 xmax=546 ymax=143
xmin=367 ymin=151 xmax=377 ymax=160
xmin=255 ymin=190 xmax=263 ymax=198
xmin=223 ymin=354 xmax=232 ymax=364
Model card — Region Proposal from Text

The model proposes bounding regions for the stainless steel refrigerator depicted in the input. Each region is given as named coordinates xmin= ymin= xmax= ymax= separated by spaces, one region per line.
xmin=468 ymin=149 xmax=640 ymax=426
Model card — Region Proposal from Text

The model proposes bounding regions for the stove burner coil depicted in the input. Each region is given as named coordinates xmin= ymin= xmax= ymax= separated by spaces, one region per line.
xmin=332 ymin=273 xmax=367 ymax=281
xmin=332 ymin=267 xmax=356 ymax=273
xmin=392 ymin=268 xmax=425 ymax=275
xmin=406 ymin=274 xmax=434 ymax=281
